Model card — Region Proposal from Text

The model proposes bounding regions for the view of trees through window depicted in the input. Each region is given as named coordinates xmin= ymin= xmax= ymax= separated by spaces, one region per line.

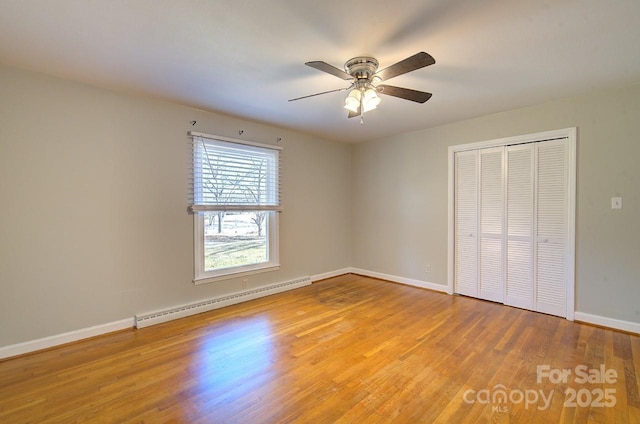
xmin=198 ymin=144 xmax=275 ymax=272
xmin=203 ymin=211 xmax=267 ymax=271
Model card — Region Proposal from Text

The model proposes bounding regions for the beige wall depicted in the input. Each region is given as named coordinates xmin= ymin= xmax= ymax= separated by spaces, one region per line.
xmin=352 ymin=84 xmax=640 ymax=323
xmin=0 ymin=64 xmax=352 ymax=347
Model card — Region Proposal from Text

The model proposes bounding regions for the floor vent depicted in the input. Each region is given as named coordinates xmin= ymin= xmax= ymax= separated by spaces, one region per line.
xmin=135 ymin=276 xmax=311 ymax=329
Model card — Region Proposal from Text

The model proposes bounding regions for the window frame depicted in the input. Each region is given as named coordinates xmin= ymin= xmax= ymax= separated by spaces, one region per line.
xmin=189 ymin=131 xmax=281 ymax=284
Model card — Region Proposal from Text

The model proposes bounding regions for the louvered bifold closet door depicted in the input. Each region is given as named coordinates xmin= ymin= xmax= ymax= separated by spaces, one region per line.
xmin=505 ymin=144 xmax=534 ymax=310
xmin=455 ymin=150 xmax=478 ymax=297
xmin=479 ymin=147 xmax=504 ymax=302
xmin=535 ymin=140 xmax=568 ymax=317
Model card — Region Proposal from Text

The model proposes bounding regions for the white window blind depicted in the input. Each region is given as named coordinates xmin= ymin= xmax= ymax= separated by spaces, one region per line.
xmin=189 ymin=132 xmax=282 ymax=212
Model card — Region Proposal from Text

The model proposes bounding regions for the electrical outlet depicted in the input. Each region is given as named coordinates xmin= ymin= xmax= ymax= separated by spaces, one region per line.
xmin=425 ymin=265 xmax=432 ymax=273
xmin=242 ymin=279 xmax=248 ymax=289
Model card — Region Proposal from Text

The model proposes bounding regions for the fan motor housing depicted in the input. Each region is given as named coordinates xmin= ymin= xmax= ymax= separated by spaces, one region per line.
xmin=344 ymin=57 xmax=379 ymax=80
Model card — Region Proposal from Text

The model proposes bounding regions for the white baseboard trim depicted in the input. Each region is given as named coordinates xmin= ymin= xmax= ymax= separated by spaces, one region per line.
xmin=1 ymin=275 xmax=316 ymax=360
xmin=310 ymin=268 xmax=352 ymax=282
xmin=0 ymin=318 xmax=134 ymax=360
xmin=574 ymin=312 xmax=640 ymax=334
xmin=135 ymin=276 xmax=312 ymax=329
xmin=0 ymin=269 xmax=448 ymax=361
xmin=349 ymin=268 xmax=448 ymax=293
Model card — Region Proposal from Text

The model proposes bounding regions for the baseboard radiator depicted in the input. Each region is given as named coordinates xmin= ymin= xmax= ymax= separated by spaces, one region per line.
xmin=135 ymin=276 xmax=311 ymax=329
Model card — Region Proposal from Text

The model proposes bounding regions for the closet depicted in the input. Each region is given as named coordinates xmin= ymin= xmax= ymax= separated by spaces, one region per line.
xmin=449 ymin=129 xmax=575 ymax=318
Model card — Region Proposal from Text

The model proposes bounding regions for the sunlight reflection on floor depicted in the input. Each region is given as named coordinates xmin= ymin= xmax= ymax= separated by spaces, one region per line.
xmin=193 ymin=316 xmax=276 ymax=407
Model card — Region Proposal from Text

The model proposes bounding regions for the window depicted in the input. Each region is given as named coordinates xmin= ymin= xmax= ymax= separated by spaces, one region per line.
xmin=189 ymin=132 xmax=282 ymax=283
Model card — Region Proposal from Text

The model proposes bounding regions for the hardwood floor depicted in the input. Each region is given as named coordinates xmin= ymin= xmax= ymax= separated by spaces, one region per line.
xmin=1 ymin=274 xmax=639 ymax=423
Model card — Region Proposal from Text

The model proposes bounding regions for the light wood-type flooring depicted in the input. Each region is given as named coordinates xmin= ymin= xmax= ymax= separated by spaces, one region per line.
xmin=1 ymin=274 xmax=639 ymax=423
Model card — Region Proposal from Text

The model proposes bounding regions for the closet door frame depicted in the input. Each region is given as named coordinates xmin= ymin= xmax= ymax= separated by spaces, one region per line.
xmin=447 ymin=127 xmax=576 ymax=320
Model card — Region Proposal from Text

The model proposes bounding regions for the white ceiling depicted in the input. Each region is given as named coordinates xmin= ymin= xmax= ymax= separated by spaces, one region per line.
xmin=1 ymin=0 xmax=640 ymax=143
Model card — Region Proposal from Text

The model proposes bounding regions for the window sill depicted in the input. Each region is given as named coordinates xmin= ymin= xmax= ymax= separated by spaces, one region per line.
xmin=193 ymin=264 xmax=280 ymax=285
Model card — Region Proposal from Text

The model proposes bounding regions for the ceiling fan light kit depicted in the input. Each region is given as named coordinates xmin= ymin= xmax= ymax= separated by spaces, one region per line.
xmin=361 ymin=88 xmax=381 ymax=111
xmin=344 ymin=89 xmax=361 ymax=113
xmin=290 ymin=52 xmax=435 ymax=123
xmin=343 ymin=86 xmax=381 ymax=114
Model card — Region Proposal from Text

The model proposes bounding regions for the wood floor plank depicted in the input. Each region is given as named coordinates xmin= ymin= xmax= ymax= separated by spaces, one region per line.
xmin=1 ymin=274 xmax=639 ymax=423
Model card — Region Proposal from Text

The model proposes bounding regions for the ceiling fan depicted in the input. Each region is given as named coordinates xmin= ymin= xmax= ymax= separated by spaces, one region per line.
xmin=289 ymin=52 xmax=435 ymax=121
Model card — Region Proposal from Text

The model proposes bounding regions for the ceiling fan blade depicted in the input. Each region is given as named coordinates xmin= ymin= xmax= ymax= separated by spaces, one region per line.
xmin=305 ymin=61 xmax=353 ymax=80
xmin=377 ymin=85 xmax=432 ymax=103
xmin=288 ymin=86 xmax=350 ymax=102
xmin=374 ymin=52 xmax=435 ymax=81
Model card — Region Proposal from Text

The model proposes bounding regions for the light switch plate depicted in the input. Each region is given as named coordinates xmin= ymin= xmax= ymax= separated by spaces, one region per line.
xmin=611 ymin=197 xmax=623 ymax=210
